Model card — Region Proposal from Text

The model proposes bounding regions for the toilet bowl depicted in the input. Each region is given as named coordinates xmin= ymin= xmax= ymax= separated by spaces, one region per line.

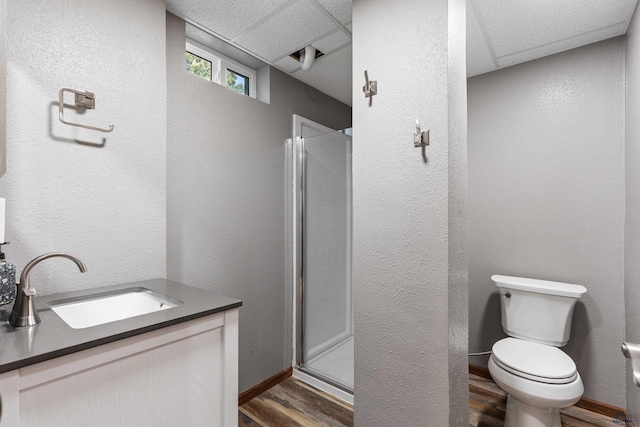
xmin=488 ymin=338 xmax=584 ymax=427
xmin=489 ymin=275 xmax=587 ymax=427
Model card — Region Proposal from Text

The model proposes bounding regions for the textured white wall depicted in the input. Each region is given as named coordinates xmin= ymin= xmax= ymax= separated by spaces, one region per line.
xmin=468 ymin=38 xmax=625 ymax=406
xmin=0 ymin=0 xmax=5 ymax=176
xmin=352 ymin=0 xmax=467 ymax=424
xmin=626 ymin=4 xmax=640 ymax=418
xmin=3 ymin=0 xmax=167 ymax=294
xmin=165 ymin=13 xmax=352 ymax=393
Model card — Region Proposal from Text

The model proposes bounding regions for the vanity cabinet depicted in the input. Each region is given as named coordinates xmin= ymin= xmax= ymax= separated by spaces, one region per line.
xmin=0 ymin=309 xmax=238 ymax=427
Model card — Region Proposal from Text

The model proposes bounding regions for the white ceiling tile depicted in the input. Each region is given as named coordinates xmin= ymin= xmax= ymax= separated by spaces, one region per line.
xmin=186 ymin=24 xmax=267 ymax=70
xmin=167 ymin=0 xmax=290 ymax=40
xmin=475 ymin=0 xmax=636 ymax=58
xmin=466 ymin=0 xmax=497 ymax=77
xmin=315 ymin=0 xmax=352 ymax=25
xmin=274 ymin=56 xmax=302 ymax=73
xmin=497 ymin=22 xmax=627 ymax=69
xmin=313 ymin=30 xmax=351 ymax=55
xmin=233 ymin=0 xmax=339 ymax=62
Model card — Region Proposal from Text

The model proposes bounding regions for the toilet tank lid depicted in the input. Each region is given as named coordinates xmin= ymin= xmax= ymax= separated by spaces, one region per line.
xmin=491 ymin=275 xmax=587 ymax=298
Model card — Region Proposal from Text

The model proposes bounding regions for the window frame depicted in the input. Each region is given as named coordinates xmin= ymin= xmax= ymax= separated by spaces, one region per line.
xmin=186 ymin=39 xmax=257 ymax=99
xmin=185 ymin=51 xmax=213 ymax=82
xmin=226 ymin=68 xmax=250 ymax=96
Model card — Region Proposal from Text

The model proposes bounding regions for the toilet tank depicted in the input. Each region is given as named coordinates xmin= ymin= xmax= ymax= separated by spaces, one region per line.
xmin=492 ymin=275 xmax=587 ymax=347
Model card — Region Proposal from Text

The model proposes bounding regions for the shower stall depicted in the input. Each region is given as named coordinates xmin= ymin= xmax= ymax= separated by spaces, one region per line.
xmin=288 ymin=115 xmax=353 ymax=402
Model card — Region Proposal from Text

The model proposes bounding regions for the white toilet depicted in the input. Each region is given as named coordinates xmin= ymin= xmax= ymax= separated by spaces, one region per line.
xmin=488 ymin=275 xmax=587 ymax=427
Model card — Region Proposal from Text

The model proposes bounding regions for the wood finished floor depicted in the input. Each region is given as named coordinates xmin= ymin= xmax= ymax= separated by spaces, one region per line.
xmin=239 ymin=377 xmax=353 ymax=427
xmin=239 ymin=374 xmax=627 ymax=426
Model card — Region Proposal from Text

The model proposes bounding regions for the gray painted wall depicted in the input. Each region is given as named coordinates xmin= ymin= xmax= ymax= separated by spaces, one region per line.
xmin=626 ymin=4 xmax=640 ymax=418
xmin=165 ymin=13 xmax=351 ymax=393
xmin=468 ymin=37 xmax=626 ymax=406
xmin=352 ymin=0 xmax=467 ymax=424
xmin=3 ymin=0 xmax=167 ymax=293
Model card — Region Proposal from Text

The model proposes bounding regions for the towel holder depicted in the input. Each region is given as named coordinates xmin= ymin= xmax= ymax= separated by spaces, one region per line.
xmin=58 ymin=88 xmax=114 ymax=133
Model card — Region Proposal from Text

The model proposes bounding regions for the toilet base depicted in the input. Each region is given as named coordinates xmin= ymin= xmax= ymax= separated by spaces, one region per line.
xmin=504 ymin=394 xmax=562 ymax=427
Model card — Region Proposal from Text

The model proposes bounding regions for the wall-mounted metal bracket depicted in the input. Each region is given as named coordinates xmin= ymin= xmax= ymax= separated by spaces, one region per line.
xmin=414 ymin=119 xmax=429 ymax=148
xmin=59 ymin=88 xmax=114 ymax=133
xmin=363 ymin=70 xmax=377 ymax=106
xmin=74 ymin=91 xmax=96 ymax=109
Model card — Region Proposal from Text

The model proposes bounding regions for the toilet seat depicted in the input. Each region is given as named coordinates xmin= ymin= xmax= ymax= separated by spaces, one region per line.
xmin=492 ymin=338 xmax=577 ymax=384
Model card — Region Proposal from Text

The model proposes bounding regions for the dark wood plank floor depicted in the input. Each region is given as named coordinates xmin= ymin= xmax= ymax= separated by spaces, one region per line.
xmin=240 ymin=374 xmax=628 ymax=426
xmin=239 ymin=377 xmax=353 ymax=426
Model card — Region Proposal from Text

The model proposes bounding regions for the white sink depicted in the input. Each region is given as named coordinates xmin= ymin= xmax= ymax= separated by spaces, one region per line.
xmin=49 ymin=287 xmax=183 ymax=329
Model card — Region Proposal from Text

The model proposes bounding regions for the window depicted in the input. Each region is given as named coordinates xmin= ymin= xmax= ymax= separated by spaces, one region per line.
xmin=227 ymin=69 xmax=249 ymax=96
xmin=185 ymin=40 xmax=257 ymax=99
xmin=185 ymin=51 xmax=212 ymax=81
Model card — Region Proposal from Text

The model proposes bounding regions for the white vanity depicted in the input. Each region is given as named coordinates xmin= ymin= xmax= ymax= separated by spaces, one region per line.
xmin=0 ymin=279 xmax=241 ymax=427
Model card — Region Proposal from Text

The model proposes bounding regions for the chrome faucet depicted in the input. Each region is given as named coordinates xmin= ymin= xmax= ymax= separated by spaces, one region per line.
xmin=9 ymin=253 xmax=87 ymax=327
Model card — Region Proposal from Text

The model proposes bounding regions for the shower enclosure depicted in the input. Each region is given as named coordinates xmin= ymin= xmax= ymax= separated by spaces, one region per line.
xmin=289 ymin=115 xmax=353 ymax=400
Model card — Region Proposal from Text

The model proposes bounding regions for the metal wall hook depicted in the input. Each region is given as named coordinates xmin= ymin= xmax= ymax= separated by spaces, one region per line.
xmin=59 ymin=88 xmax=114 ymax=133
xmin=362 ymin=70 xmax=377 ymax=106
xmin=414 ymin=118 xmax=430 ymax=163
xmin=414 ymin=119 xmax=429 ymax=148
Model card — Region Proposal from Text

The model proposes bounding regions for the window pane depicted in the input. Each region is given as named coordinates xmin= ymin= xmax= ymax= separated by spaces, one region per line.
xmin=185 ymin=51 xmax=212 ymax=81
xmin=226 ymin=69 xmax=249 ymax=96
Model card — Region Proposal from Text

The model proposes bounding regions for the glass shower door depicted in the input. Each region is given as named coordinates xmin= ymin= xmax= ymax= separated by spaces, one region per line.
xmin=299 ymin=129 xmax=353 ymax=392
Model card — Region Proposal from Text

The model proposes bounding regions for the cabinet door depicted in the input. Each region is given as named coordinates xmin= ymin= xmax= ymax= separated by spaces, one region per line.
xmin=0 ymin=311 xmax=238 ymax=427
xmin=21 ymin=326 xmax=223 ymax=427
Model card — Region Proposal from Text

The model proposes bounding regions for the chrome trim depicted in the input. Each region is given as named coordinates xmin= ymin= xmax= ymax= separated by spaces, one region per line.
xmin=296 ymin=136 xmax=306 ymax=367
xmin=297 ymin=365 xmax=354 ymax=395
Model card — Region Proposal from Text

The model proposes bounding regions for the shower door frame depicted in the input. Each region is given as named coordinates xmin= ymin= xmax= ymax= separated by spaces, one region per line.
xmin=289 ymin=115 xmax=353 ymax=399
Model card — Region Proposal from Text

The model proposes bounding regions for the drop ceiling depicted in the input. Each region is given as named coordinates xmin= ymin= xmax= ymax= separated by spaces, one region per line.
xmin=167 ymin=0 xmax=639 ymax=106
xmin=467 ymin=0 xmax=638 ymax=77
xmin=167 ymin=0 xmax=353 ymax=105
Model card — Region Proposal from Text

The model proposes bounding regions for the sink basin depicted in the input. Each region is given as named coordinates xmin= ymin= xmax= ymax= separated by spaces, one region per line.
xmin=49 ymin=287 xmax=183 ymax=329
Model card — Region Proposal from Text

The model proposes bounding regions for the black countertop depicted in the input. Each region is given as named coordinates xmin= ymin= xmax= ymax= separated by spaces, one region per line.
xmin=0 ymin=278 xmax=242 ymax=373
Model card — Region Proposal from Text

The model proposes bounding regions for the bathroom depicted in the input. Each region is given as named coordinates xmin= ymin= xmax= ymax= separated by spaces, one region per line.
xmin=2 ymin=0 xmax=640 ymax=425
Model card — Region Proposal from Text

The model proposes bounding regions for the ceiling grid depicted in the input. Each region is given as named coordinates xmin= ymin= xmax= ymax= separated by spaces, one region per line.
xmin=168 ymin=0 xmax=639 ymax=104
